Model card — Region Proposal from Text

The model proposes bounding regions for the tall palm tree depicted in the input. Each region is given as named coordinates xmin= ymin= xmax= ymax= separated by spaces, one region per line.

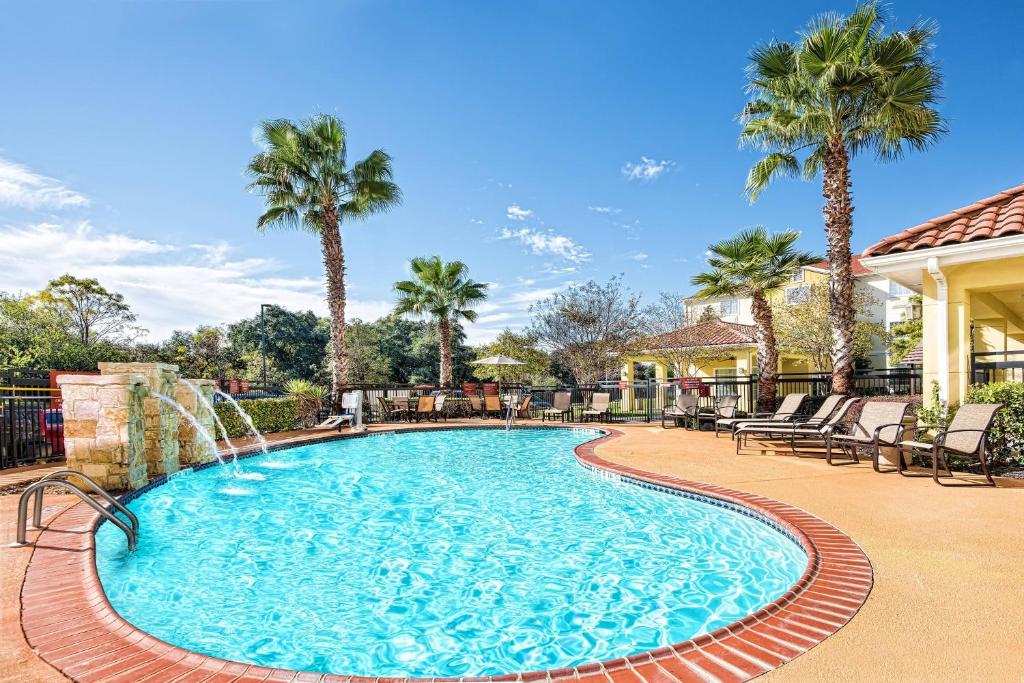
xmin=394 ymin=256 xmax=489 ymax=386
xmin=692 ymin=228 xmax=819 ymax=412
xmin=247 ymin=115 xmax=400 ymax=406
xmin=739 ymin=1 xmax=945 ymax=394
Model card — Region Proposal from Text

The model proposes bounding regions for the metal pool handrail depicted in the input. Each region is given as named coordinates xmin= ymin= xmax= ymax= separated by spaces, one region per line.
xmin=31 ymin=469 xmax=139 ymax=534
xmin=16 ymin=473 xmax=138 ymax=551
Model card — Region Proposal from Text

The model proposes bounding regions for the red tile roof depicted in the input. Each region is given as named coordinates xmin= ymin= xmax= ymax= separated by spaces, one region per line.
xmin=899 ymin=342 xmax=923 ymax=365
xmin=807 ymin=255 xmax=872 ymax=277
xmin=863 ymin=183 xmax=1024 ymax=257
xmin=644 ymin=320 xmax=757 ymax=350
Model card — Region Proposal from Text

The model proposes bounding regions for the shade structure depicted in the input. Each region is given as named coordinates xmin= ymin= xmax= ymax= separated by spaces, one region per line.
xmin=470 ymin=355 xmax=526 ymax=366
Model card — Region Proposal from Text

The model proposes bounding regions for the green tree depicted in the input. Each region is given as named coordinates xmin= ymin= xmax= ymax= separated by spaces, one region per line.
xmin=394 ymin=256 xmax=489 ymax=386
xmin=472 ymin=330 xmax=552 ymax=384
xmin=157 ymin=326 xmax=244 ymax=379
xmin=740 ymin=1 xmax=945 ymax=394
xmin=888 ymin=295 xmax=922 ymax=363
xmin=692 ymin=228 xmax=818 ymax=412
xmin=35 ymin=274 xmax=141 ymax=346
xmin=247 ymin=115 xmax=400 ymax=404
xmin=344 ymin=319 xmax=391 ymax=384
xmin=771 ymin=281 xmax=887 ymax=371
xmin=227 ymin=307 xmax=329 ymax=384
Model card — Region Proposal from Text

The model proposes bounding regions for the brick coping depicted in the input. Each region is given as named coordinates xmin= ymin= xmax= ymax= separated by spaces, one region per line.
xmin=21 ymin=425 xmax=872 ymax=683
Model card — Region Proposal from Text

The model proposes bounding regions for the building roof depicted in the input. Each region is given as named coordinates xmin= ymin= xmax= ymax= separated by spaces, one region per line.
xmin=899 ymin=342 xmax=923 ymax=365
xmin=644 ymin=320 xmax=757 ymax=351
xmin=863 ymin=183 xmax=1024 ymax=257
xmin=806 ymin=255 xmax=872 ymax=277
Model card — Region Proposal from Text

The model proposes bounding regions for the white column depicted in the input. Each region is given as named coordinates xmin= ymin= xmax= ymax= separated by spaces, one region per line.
xmin=927 ymin=257 xmax=949 ymax=402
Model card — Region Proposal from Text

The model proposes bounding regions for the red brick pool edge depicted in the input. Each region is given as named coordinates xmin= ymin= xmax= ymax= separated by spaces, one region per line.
xmin=20 ymin=426 xmax=872 ymax=683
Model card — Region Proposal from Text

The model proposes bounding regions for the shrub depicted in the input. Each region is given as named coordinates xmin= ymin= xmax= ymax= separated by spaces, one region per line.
xmin=964 ymin=382 xmax=1024 ymax=466
xmin=214 ymin=397 xmax=298 ymax=439
xmin=285 ymin=379 xmax=327 ymax=427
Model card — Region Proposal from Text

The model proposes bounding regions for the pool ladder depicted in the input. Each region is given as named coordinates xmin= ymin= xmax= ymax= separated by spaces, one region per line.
xmin=15 ymin=470 xmax=139 ymax=551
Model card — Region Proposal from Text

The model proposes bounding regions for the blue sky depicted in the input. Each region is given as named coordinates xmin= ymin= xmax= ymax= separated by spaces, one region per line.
xmin=1 ymin=1 xmax=1022 ymax=344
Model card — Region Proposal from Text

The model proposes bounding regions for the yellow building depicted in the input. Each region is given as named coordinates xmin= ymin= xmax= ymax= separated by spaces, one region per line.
xmin=862 ymin=183 xmax=1024 ymax=403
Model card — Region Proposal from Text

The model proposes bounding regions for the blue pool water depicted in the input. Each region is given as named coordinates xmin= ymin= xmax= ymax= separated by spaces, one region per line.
xmin=96 ymin=428 xmax=806 ymax=678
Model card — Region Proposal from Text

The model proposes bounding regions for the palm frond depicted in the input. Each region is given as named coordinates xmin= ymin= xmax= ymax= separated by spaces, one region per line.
xmin=745 ymin=153 xmax=800 ymax=201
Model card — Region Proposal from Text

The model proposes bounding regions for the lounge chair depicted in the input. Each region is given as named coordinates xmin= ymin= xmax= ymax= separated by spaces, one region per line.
xmin=377 ymin=396 xmax=410 ymax=422
xmin=897 ymin=403 xmax=1003 ymax=485
xmin=516 ymin=394 xmax=533 ymax=419
xmin=411 ymin=395 xmax=437 ymax=423
xmin=735 ymin=396 xmax=858 ymax=455
xmin=696 ymin=394 xmax=740 ymax=436
xmin=483 ymin=395 xmax=502 ymax=418
xmin=542 ymin=391 xmax=573 ymax=422
xmin=581 ymin=392 xmax=611 ymax=423
xmin=721 ymin=393 xmax=806 ymax=439
xmin=469 ymin=395 xmax=484 ymax=417
xmin=662 ymin=393 xmax=699 ymax=429
xmin=826 ymin=400 xmax=912 ymax=469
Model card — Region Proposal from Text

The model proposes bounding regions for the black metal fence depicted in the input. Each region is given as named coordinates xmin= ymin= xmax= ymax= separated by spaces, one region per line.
xmin=1 ymin=396 xmax=64 ymax=470
xmin=972 ymin=350 xmax=1024 ymax=385
xmin=343 ymin=369 xmax=922 ymax=425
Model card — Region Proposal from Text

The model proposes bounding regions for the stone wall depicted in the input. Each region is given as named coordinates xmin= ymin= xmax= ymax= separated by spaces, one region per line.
xmin=98 ymin=362 xmax=181 ymax=477
xmin=173 ymin=378 xmax=219 ymax=466
xmin=57 ymin=374 xmax=148 ymax=490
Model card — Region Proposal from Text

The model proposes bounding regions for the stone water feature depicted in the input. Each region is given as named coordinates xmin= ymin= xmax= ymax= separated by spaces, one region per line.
xmin=59 ymin=363 xmax=224 ymax=490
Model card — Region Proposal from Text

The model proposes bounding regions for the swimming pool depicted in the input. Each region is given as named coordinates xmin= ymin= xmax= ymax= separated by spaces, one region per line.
xmin=95 ymin=428 xmax=807 ymax=678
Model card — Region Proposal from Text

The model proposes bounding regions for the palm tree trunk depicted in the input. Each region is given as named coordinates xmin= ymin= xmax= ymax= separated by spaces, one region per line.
xmin=823 ymin=135 xmax=857 ymax=396
xmin=438 ymin=317 xmax=453 ymax=387
xmin=320 ymin=207 xmax=348 ymax=407
xmin=751 ymin=292 xmax=778 ymax=413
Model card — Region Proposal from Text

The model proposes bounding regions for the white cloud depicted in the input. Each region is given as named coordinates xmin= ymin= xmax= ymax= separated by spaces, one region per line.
xmin=505 ymin=204 xmax=533 ymax=221
xmin=0 ymin=158 xmax=89 ymax=210
xmin=588 ymin=205 xmax=621 ymax=215
xmin=0 ymin=221 xmax=392 ymax=340
xmin=622 ymin=156 xmax=675 ymax=182
xmin=630 ymin=252 xmax=649 ymax=261
xmin=499 ymin=227 xmax=591 ymax=263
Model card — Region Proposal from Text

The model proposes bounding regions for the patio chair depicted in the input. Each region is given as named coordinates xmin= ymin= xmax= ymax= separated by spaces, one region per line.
xmin=897 ymin=403 xmax=1003 ymax=485
xmin=483 ymin=395 xmax=502 ymax=418
xmin=662 ymin=393 xmax=699 ymax=429
xmin=721 ymin=393 xmax=806 ymax=439
xmin=377 ymin=396 xmax=410 ymax=422
xmin=469 ymin=395 xmax=484 ymax=417
xmin=434 ymin=393 xmax=448 ymax=421
xmin=826 ymin=400 xmax=912 ymax=469
xmin=411 ymin=395 xmax=437 ymax=423
xmin=735 ymin=396 xmax=858 ymax=455
xmin=581 ymin=392 xmax=611 ymax=423
xmin=696 ymin=394 xmax=740 ymax=436
xmin=482 ymin=383 xmax=499 ymax=397
xmin=516 ymin=394 xmax=533 ymax=419
xmin=542 ymin=391 xmax=573 ymax=423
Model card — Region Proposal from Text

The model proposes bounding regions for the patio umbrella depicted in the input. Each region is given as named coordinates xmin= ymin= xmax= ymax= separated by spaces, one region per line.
xmin=470 ymin=355 xmax=526 ymax=425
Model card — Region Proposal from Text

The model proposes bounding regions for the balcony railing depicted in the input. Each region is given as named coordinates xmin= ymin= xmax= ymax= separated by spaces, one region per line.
xmin=971 ymin=350 xmax=1024 ymax=385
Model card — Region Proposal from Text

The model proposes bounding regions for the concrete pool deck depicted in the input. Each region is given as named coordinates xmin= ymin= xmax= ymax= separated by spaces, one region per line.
xmin=3 ymin=420 xmax=1023 ymax=681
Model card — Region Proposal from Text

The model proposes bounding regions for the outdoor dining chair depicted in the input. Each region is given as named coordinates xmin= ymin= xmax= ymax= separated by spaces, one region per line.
xmin=826 ymin=400 xmax=912 ymax=469
xmin=720 ymin=392 xmax=806 ymax=439
xmin=734 ymin=396 xmax=858 ymax=455
xmin=542 ymin=391 xmax=573 ymax=422
xmin=377 ymin=396 xmax=410 ymax=422
xmin=662 ymin=393 xmax=699 ymax=429
xmin=897 ymin=403 xmax=1003 ymax=485
xmin=411 ymin=395 xmax=437 ymax=423
xmin=516 ymin=394 xmax=533 ymax=419
xmin=581 ymin=392 xmax=611 ymax=423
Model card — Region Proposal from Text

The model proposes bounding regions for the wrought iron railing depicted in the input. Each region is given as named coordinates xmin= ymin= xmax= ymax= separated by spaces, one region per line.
xmin=971 ymin=350 xmax=1024 ymax=385
xmin=0 ymin=396 xmax=64 ymax=470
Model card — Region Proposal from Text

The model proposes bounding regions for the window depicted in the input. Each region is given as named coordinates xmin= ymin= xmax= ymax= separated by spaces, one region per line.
xmin=719 ymin=299 xmax=738 ymax=316
xmin=786 ymin=286 xmax=811 ymax=305
xmin=791 ymin=269 xmax=805 ymax=283
xmin=714 ymin=368 xmax=739 ymax=397
xmin=889 ymin=281 xmax=913 ymax=297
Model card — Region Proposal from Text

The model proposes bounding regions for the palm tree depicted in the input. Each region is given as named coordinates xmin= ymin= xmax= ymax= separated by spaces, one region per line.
xmin=739 ymin=1 xmax=945 ymax=394
xmin=247 ymin=115 xmax=400 ymax=407
xmin=692 ymin=228 xmax=819 ymax=413
xmin=394 ymin=256 xmax=489 ymax=386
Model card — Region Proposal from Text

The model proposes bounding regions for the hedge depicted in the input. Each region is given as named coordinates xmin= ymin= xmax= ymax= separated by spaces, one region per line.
xmin=214 ymin=397 xmax=298 ymax=439
xmin=964 ymin=382 xmax=1024 ymax=466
